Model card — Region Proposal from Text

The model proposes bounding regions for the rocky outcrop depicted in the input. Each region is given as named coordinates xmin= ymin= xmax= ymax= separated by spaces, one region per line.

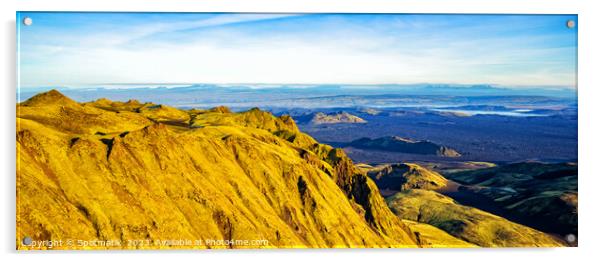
xmin=310 ymin=112 xmax=367 ymax=124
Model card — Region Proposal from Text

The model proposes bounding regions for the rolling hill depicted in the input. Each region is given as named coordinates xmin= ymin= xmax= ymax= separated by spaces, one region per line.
xmin=349 ymin=136 xmax=461 ymax=157
xmin=358 ymin=163 xmax=448 ymax=196
xmin=387 ymin=189 xmax=564 ymax=247
xmin=445 ymin=162 xmax=577 ymax=236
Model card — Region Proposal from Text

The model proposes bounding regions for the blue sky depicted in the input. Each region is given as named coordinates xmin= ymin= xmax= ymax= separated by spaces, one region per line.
xmin=17 ymin=12 xmax=577 ymax=89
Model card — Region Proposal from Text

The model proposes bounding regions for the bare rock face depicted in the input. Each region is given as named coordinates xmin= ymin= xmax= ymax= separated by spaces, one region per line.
xmin=19 ymin=90 xmax=473 ymax=249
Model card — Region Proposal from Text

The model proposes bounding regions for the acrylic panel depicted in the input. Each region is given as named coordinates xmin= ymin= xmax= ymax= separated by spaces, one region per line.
xmin=16 ymin=12 xmax=578 ymax=249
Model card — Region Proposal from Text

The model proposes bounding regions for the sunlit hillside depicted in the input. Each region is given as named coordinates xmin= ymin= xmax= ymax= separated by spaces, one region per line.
xmin=17 ymin=90 xmax=479 ymax=249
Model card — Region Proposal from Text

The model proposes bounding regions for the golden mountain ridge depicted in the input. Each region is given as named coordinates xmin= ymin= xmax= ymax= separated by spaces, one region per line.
xmin=17 ymin=90 xmax=473 ymax=249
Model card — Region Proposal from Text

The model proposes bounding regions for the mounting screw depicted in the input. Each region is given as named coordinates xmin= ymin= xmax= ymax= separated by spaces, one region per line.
xmin=565 ymin=234 xmax=576 ymax=243
xmin=23 ymin=17 xmax=33 ymax=26
xmin=22 ymin=236 xmax=32 ymax=245
xmin=566 ymin=20 xmax=575 ymax=29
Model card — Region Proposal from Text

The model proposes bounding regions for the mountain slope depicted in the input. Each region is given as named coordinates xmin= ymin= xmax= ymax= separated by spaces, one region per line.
xmin=17 ymin=90 xmax=471 ymax=249
xmin=387 ymin=189 xmax=564 ymax=247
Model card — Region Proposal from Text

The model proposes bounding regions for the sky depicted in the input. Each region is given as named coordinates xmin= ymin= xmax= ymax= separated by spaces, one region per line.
xmin=17 ymin=12 xmax=578 ymax=89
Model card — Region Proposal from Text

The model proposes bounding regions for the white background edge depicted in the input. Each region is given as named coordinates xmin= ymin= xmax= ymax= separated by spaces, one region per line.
xmin=2 ymin=0 xmax=601 ymax=261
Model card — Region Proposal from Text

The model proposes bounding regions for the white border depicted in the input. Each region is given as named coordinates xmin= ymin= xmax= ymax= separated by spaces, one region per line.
xmin=8 ymin=0 xmax=584 ymax=14
xmin=3 ymin=1 xmax=602 ymax=262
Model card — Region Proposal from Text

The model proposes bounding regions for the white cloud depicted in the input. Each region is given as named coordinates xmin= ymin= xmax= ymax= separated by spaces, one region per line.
xmin=18 ymin=14 xmax=577 ymax=88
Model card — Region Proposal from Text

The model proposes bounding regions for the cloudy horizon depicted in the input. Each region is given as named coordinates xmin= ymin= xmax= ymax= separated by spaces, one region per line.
xmin=17 ymin=13 xmax=578 ymax=89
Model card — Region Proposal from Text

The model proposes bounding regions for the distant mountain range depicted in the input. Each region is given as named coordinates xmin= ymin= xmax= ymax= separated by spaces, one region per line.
xmin=17 ymin=84 xmax=577 ymax=109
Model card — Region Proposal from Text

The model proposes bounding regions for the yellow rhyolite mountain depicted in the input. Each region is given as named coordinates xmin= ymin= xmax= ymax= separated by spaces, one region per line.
xmin=17 ymin=90 xmax=474 ymax=249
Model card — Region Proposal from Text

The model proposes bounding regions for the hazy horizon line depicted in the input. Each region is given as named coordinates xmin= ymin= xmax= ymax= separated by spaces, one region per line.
xmin=18 ymin=82 xmax=577 ymax=90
